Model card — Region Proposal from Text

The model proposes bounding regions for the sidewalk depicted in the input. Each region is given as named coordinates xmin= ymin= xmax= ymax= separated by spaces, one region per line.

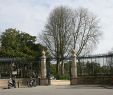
xmin=0 ymin=85 xmax=113 ymax=95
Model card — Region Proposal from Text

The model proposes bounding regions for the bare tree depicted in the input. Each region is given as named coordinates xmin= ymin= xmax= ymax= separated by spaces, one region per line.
xmin=72 ymin=8 xmax=101 ymax=56
xmin=41 ymin=6 xmax=73 ymax=77
xmin=40 ymin=6 xmax=101 ymax=78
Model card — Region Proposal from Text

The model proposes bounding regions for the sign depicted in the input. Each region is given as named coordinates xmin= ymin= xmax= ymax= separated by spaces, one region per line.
xmin=12 ymin=71 xmax=17 ymax=75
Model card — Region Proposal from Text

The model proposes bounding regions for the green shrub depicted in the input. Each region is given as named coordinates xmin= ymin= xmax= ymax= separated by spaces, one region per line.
xmin=59 ymin=74 xmax=70 ymax=80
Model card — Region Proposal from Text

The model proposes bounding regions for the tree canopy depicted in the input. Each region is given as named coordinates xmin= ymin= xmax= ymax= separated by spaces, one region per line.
xmin=0 ymin=28 xmax=47 ymax=59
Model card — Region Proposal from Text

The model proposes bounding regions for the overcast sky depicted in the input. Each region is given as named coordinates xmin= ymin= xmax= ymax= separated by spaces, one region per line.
xmin=0 ymin=0 xmax=113 ymax=54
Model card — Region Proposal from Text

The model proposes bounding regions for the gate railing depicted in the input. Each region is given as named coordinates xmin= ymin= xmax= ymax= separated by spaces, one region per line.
xmin=77 ymin=53 xmax=113 ymax=76
xmin=0 ymin=58 xmax=41 ymax=79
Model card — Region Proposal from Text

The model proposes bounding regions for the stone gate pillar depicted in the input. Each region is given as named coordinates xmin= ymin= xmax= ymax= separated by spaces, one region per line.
xmin=40 ymin=50 xmax=48 ymax=85
xmin=70 ymin=49 xmax=78 ymax=85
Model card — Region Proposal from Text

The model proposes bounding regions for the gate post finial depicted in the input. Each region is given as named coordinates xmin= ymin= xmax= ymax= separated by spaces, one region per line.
xmin=42 ymin=50 xmax=45 ymax=56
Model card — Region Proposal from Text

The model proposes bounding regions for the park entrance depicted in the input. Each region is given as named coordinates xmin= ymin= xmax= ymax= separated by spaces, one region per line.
xmin=46 ymin=57 xmax=71 ymax=86
xmin=0 ymin=50 xmax=113 ymax=88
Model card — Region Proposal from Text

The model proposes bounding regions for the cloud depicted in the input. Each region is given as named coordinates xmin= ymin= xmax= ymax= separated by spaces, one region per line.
xmin=0 ymin=0 xmax=50 ymax=36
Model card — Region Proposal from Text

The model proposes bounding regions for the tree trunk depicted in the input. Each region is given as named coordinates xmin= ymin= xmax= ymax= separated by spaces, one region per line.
xmin=56 ymin=58 xmax=60 ymax=79
xmin=61 ymin=60 xmax=64 ymax=75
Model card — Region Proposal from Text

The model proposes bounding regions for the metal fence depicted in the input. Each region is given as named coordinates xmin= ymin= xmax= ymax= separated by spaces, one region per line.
xmin=77 ymin=53 xmax=113 ymax=84
xmin=77 ymin=53 xmax=113 ymax=76
xmin=0 ymin=58 xmax=41 ymax=79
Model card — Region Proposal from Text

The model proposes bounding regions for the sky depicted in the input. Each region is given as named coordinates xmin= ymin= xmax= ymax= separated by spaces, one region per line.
xmin=0 ymin=0 xmax=113 ymax=54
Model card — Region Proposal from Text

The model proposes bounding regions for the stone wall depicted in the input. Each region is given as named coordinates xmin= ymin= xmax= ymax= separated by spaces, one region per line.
xmin=77 ymin=76 xmax=113 ymax=85
xmin=0 ymin=79 xmax=8 ymax=88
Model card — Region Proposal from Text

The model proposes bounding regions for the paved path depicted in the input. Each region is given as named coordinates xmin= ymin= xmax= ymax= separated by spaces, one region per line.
xmin=51 ymin=80 xmax=70 ymax=85
xmin=0 ymin=85 xmax=113 ymax=95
